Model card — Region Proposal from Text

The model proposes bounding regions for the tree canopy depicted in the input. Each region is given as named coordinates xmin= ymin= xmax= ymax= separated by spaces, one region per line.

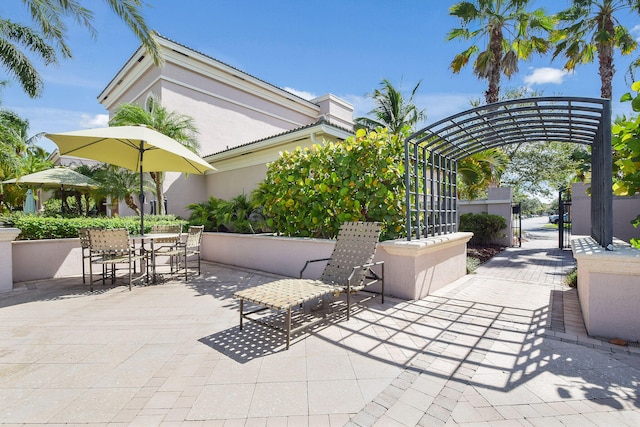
xmin=1 ymin=0 xmax=161 ymax=98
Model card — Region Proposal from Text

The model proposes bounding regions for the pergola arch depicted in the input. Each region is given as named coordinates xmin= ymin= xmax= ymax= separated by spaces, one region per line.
xmin=404 ymin=96 xmax=612 ymax=247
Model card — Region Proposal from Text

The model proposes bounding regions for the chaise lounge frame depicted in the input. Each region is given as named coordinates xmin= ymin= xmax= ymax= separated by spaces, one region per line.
xmin=233 ymin=221 xmax=384 ymax=349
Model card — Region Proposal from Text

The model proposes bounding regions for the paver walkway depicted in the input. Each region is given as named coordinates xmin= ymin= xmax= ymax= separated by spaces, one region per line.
xmin=1 ymin=237 xmax=639 ymax=426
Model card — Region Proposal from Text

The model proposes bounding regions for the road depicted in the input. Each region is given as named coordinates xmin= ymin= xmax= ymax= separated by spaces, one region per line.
xmin=520 ymin=215 xmax=557 ymax=241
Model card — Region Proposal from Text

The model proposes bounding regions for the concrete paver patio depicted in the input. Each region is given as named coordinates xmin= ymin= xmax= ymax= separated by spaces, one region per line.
xmin=1 ymin=238 xmax=639 ymax=426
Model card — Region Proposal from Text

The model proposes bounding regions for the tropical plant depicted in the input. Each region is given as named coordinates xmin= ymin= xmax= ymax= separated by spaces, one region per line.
xmin=354 ymin=78 xmax=426 ymax=134
xmin=186 ymin=195 xmax=266 ymax=233
xmin=2 ymin=0 xmax=161 ymax=98
xmin=93 ymin=164 xmax=151 ymax=216
xmin=552 ymin=0 xmax=639 ymax=99
xmin=457 ymin=148 xmax=509 ymax=200
xmin=612 ymin=80 xmax=640 ymax=247
xmin=187 ymin=197 xmax=223 ymax=231
xmin=109 ymin=95 xmax=200 ymax=215
xmin=253 ymin=128 xmax=406 ymax=240
xmin=0 ymin=108 xmax=51 ymax=210
xmin=448 ymin=0 xmax=554 ymax=104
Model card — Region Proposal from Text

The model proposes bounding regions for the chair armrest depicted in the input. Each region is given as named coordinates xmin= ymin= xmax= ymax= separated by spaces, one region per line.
xmin=299 ymin=257 xmax=331 ymax=279
xmin=346 ymin=260 xmax=385 ymax=291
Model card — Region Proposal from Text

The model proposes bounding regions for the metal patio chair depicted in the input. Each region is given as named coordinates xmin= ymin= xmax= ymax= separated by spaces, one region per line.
xmin=87 ymin=228 xmax=147 ymax=291
xmin=149 ymin=224 xmax=182 ymax=274
xmin=163 ymin=225 xmax=204 ymax=281
xmin=233 ymin=221 xmax=385 ymax=349
xmin=78 ymin=227 xmax=102 ymax=285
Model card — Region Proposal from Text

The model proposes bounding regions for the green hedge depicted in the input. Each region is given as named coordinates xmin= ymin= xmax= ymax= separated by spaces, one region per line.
xmin=459 ymin=213 xmax=506 ymax=246
xmin=253 ymin=128 xmax=406 ymax=240
xmin=2 ymin=214 xmax=186 ymax=240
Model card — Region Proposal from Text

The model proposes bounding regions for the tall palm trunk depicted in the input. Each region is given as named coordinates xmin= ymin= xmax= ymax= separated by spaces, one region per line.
xmin=150 ymin=171 xmax=165 ymax=215
xmin=486 ymin=26 xmax=503 ymax=104
xmin=597 ymin=9 xmax=615 ymax=99
xmin=124 ymin=194 xmax=141 ymax=216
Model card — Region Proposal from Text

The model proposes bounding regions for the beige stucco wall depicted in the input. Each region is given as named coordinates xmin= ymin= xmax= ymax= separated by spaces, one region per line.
xmin=572 ymin=182 xmax=640 ymax=243
xmin=572 ymin=236 xmax=640 ymax=342
xmin=12 ymin=238 xmax=83 ymax=283
xmin=458 ymin=187 xmax=513 ymax=247
xmin=159 ymin=75 xmax=317 ymax=156
xmin=206 ymin=164 xmax=266 ymax=200
xmin=12 ymin=232 xmax=472 ymax=302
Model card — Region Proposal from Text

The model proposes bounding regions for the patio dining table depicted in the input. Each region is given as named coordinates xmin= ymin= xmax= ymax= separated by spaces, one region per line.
xmin=130 ymin=233 xmax=182 ymax=283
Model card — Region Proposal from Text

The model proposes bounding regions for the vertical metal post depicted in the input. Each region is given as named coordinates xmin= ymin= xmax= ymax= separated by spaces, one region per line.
xmin=422 ymin=145 xmax=428 ymax=238
xmin=404 ymin=137 xmax=413 ymax=240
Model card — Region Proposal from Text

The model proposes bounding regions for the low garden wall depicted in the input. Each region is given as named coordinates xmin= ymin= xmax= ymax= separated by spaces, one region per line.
xmin=11 ymin=232 xmax=473 ymax=301
xmin=571 ymin=236 xmax=640 ymax=342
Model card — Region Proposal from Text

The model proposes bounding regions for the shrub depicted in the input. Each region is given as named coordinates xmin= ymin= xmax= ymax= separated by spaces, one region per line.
xmin=459 ymin=212 xmax=506 ymax=245
xmin=186 ymin=194 xmax=267 ymax=233
xmin=466 ymin=256 xmax=481 ymax=274
xmin=565 ymin=267 xmax=578 ymax=288
xmin=2 ymin=213 xmax=186 ymax=240
xmin=253 ymin=128 xmax=406 ymax=240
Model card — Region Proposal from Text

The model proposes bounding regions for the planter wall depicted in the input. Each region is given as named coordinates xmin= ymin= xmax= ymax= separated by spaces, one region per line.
xmin=572 ymin=236 xmax=640 ymax=342
xmin=12 ymin=232 xmax=473 ymax=301
xmin=12 ymin=238 xmax=83 ymax=283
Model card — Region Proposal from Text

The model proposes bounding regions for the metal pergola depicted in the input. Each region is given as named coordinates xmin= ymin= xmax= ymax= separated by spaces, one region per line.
xmin=404 ymin=96 xmax=612 ymax=247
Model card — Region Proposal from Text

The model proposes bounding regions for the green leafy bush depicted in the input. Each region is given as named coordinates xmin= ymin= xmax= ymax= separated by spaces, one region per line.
xmin=459 ymin=212 xmax=506 ymax=245
xmin=253 ymin=128 xmax=406 ymax=240
xmin=2 ymin=213 xmax=185 ymax=240
xmin=187 ymin=194 xmax=267 ymax=233
xmin=615 ymin=81 xmax=640 ymax=249
xmin=565 ymin=267 xmax=578 ymax=288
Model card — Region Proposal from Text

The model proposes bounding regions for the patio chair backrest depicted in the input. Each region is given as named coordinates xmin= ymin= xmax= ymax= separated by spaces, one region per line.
xmin=319 ymin=221 xmax=382 ymax=286
xmin=151 ymin=224 xmax=182 ymax=244
xmin=78 ymin=228 xmax=93 ymax=249
xmin=88 ymin=228 xmax=131 ymax=254
xmin=185 ymin=225 xmax=204 ymax=250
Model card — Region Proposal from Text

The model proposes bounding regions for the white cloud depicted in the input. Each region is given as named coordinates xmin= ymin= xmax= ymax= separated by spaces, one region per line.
xmin=524 ymin=67 xmax=570 ymax=86
xmin=80 ymin=113 xmax=109 ymax=128
xmin=282 ymin=87 xmax=317 ymax=100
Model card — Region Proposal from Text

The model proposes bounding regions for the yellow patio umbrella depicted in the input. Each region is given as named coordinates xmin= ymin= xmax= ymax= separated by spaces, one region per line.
xmin=45 ymin=125 xmax=215 ymax=233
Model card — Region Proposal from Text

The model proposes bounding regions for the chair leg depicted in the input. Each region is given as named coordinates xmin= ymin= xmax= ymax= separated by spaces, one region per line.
xmin=89 ymin=258 xmax=94 ymax=292
xmin=184 ymin=249 xmax=188 ymax=282
xmin=286 ymin=306 xmax=292 ymax=350
xmin=82 ymin=251 xmax=86 ymax=284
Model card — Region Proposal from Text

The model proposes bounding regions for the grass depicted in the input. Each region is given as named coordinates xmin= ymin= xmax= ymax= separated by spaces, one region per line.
xmin=565 ymin=267 xmax=578 ymax=288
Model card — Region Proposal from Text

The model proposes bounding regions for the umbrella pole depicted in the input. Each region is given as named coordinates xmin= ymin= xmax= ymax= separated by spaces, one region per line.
xmin=139 ymin=142 xmax=145 ymax=236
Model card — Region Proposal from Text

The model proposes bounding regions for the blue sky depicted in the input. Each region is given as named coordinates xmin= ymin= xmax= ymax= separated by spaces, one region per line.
xmin=3 ymin=0 xmax=640 ymax=154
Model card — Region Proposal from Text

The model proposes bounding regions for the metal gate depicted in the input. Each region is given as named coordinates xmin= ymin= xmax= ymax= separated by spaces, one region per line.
xmin=512 ymin=202 xmax=522 ymax=247
xmin=558 ymin=188 xmax=572 ymax=249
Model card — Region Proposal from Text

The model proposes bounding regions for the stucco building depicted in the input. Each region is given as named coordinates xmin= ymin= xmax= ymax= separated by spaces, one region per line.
xmin=96 ymin=34 xmax=354 ymax=218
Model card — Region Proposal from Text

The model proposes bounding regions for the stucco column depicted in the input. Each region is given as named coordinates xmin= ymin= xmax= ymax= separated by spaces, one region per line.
xmin=0 ymin=228 xmax=21 ymax=293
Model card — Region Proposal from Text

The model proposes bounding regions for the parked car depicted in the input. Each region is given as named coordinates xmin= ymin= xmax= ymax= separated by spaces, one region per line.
xmin=549 ymin=213 xmax=570 ymax=224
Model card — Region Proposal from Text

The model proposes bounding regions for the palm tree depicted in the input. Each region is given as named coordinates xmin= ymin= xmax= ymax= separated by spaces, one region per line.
xmin=355 ymin=79 xmax=425 ymax=134
xmin=552 ymin=0 xmax=639 ymax=99
xmin=0 ymin=21 xmax=56 ymax=98
xmin=94 ymin=164 xmax=150 ymax=216
xmin=457 ymin=148 xmax=509 ymax=200
xmin=448 ymin=0 xmax=554 ymax=104
xmin=2 ymin=0 xmax=161 ymax=98
xmin=109 ymin=95 xmax=200 ymax=215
